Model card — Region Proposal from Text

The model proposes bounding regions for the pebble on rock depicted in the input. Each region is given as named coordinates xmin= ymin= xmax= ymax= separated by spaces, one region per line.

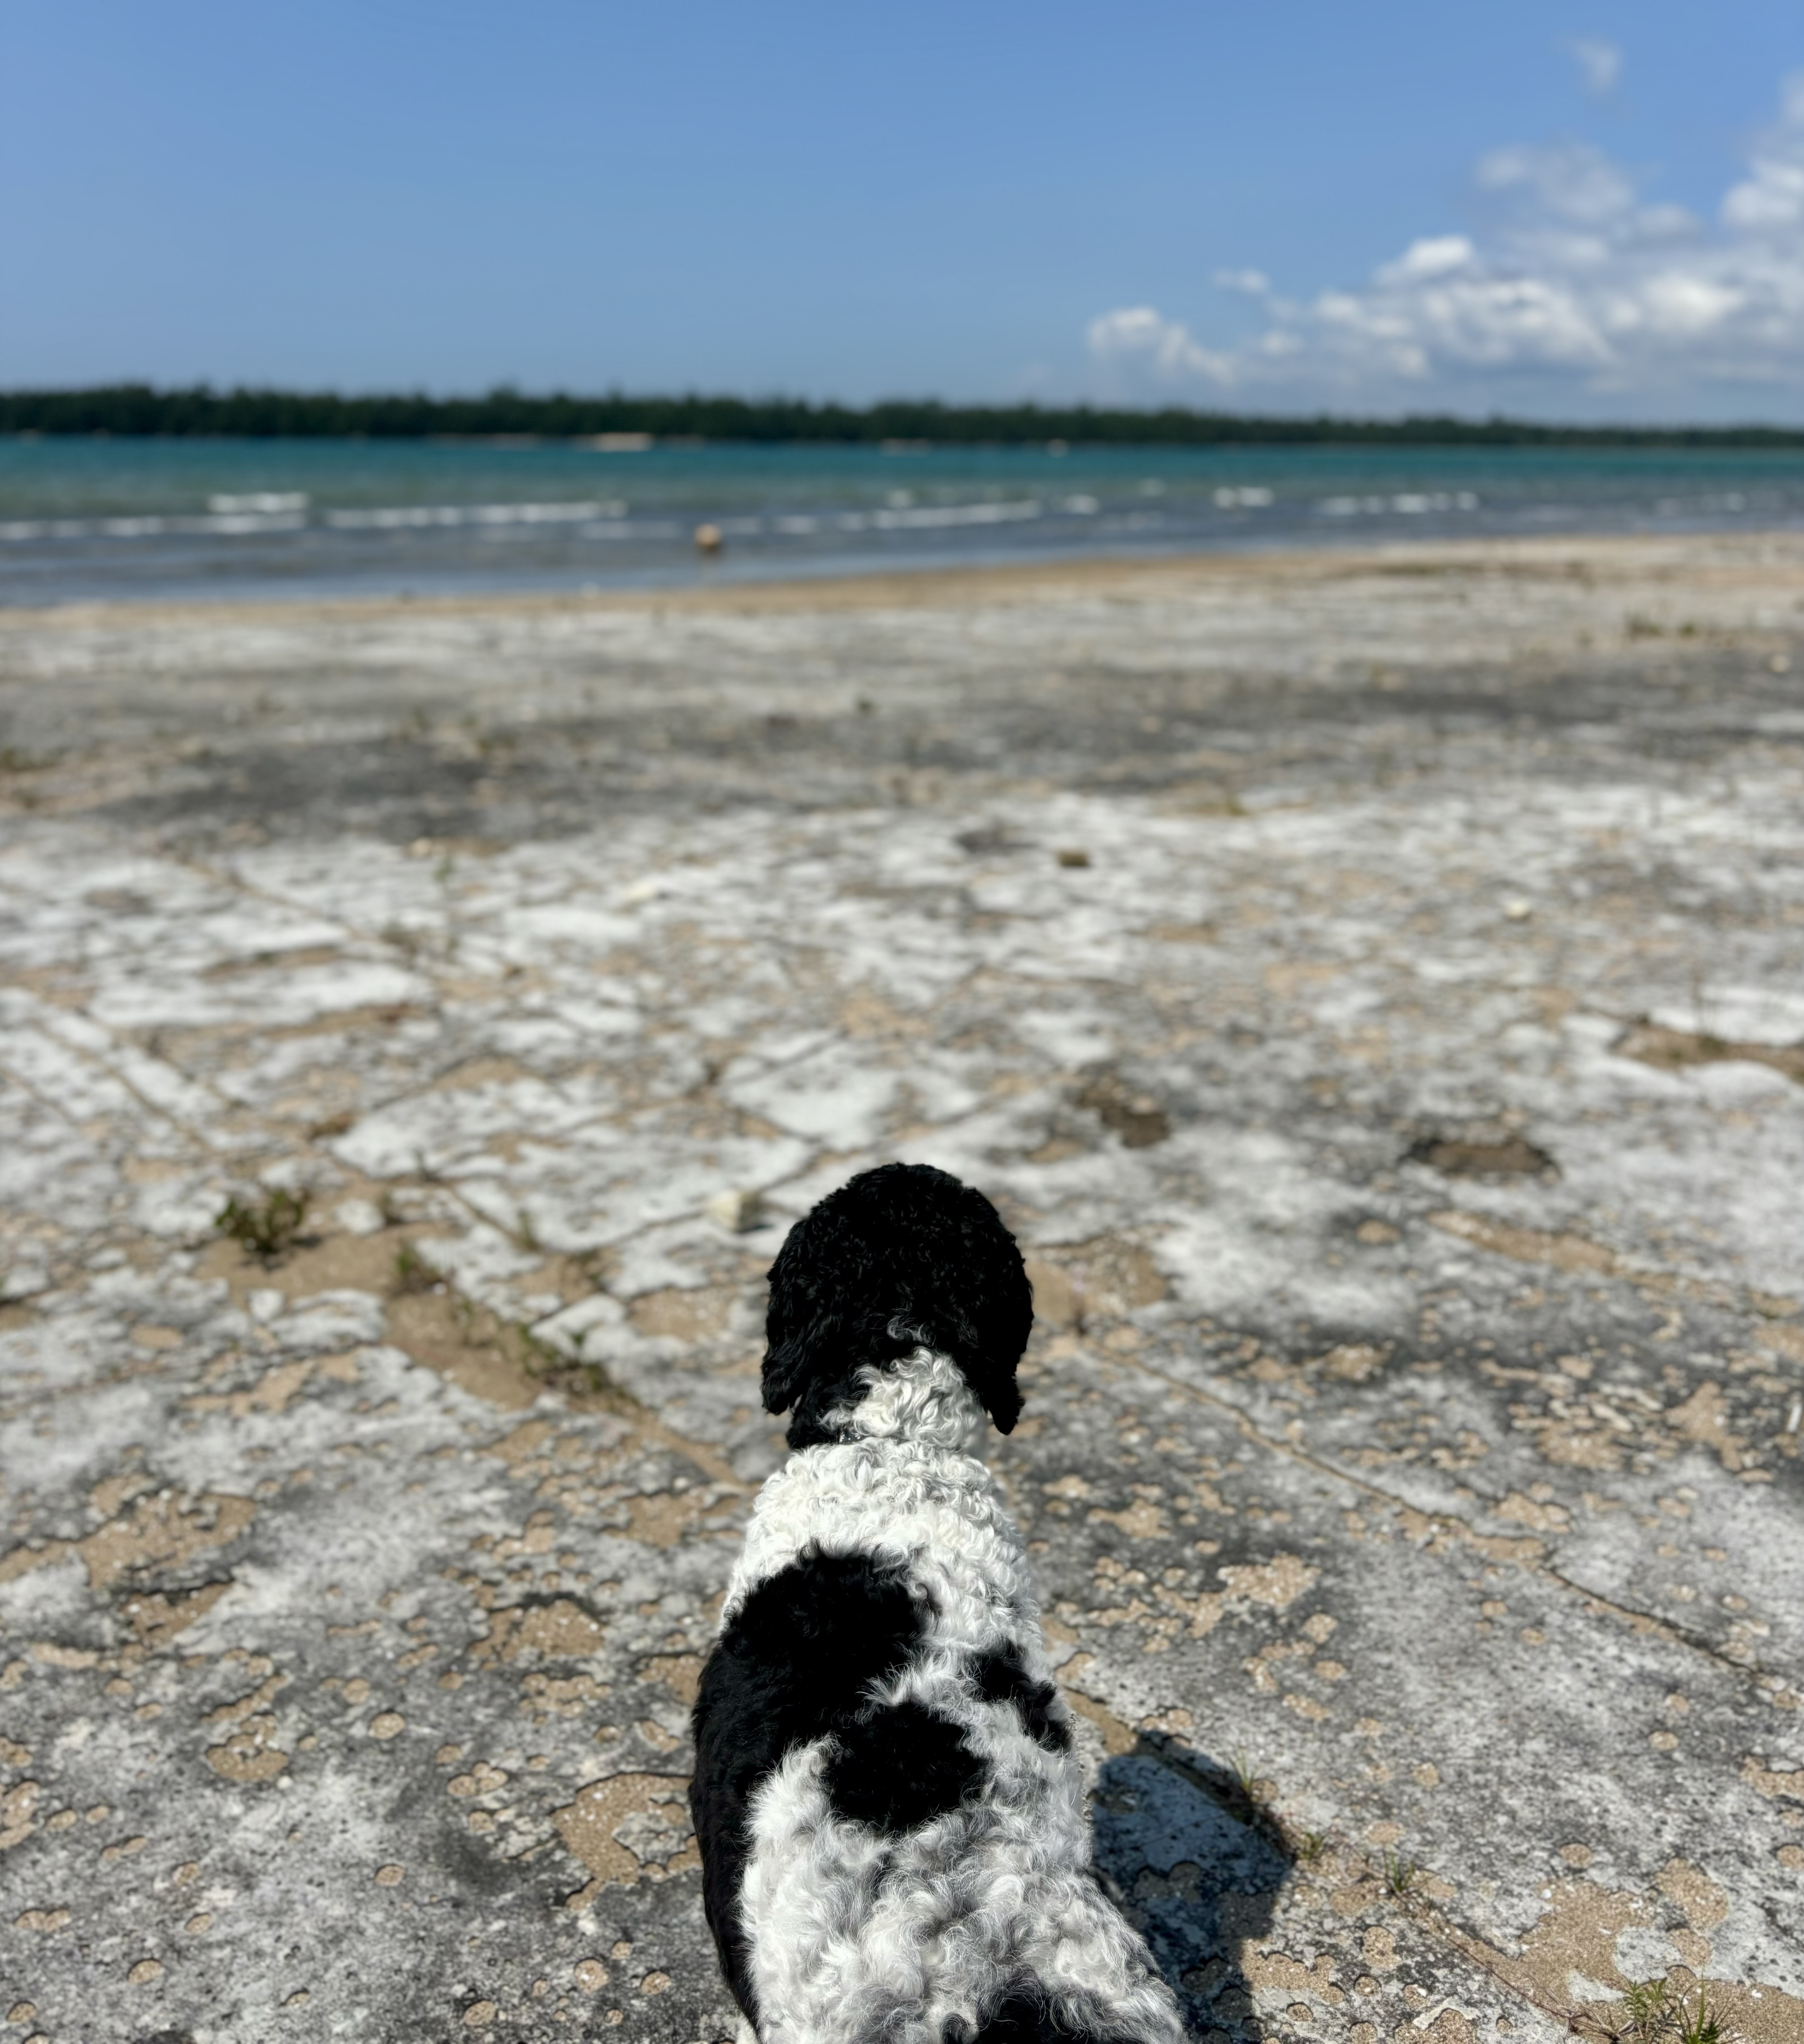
xmin=706 ymin=1188 xmax=766 ymax=1233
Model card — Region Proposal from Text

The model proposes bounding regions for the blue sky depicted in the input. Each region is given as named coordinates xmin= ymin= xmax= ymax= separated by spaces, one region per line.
xmin=4 ymin=2 xmax=1803 ymax=418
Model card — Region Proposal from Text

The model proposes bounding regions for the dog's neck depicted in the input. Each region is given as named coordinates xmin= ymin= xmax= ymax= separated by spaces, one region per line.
xmin=821 ymin=1346 xmax=987 ymax=1454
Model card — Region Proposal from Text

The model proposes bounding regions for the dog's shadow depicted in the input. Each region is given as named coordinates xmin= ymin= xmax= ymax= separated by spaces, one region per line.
xmin=1090 ymin=1738 xmax=1292 ymax=2038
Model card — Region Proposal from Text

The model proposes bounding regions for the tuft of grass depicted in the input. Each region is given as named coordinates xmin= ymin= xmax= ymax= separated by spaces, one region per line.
xmin=1616 ymin=1981 xmax=1672 ymax=2044
xmin=216 ymin=1187 xmax=310 ymax=1262
xmin=512 ymin=1320 xmax=560 ymax=1380
xmin=378 ymin=1189 xmax=407 ymax=1228
xmin=1381 ymin=1849 xmax=1419 ymax=1898
xmin=1671 ymin=1989 xmax=1728 ymax=2044
xmin=1211 ymin=1751 xmax=1289 ymax=1855
xmin=1223 ymin=1751 xmax=1260 ymax=1815
xmin=391 ymin=1243 xmax=439 ymax=1295
xmin=511 ymin=1207 xmax=541 ymax=1254
xmin=1293 ymin=1829 xmax=1328 ymax=1866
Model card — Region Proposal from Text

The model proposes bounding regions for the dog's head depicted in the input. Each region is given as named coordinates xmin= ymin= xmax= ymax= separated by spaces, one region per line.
xmin=762 ymin=1162 xmax=1034 ymax=1448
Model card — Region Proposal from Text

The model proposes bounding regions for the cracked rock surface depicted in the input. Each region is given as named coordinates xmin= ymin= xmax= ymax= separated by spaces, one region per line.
xmin=2 ymin=535 xmax=1802 ymax=2043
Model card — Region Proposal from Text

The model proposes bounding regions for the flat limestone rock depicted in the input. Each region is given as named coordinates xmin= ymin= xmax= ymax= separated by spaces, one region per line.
xmin=1 ymin=534 xmax=1801 ymax=2042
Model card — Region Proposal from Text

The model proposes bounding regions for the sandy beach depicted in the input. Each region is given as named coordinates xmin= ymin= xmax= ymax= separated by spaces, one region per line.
xmin=2 ymin=531 xmax=1802 ymax=2042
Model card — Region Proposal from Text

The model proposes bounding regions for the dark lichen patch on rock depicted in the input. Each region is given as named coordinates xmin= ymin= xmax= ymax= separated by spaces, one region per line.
xmin=1406 ymin=1131 xmax=1558 ymax=1178
xmin=1617 ymin=1020 xmax=1804 ymax=1085
xmin=1074 ymin=1073 xmax=1172 ymax=1148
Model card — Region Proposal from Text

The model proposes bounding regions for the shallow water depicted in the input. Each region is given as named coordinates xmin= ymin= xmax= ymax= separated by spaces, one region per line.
xmin=4 ymin=435 xmax=1803 ymax=605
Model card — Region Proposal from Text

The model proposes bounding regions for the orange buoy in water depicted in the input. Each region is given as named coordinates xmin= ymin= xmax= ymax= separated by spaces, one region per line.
xmin=693 ymin=523 xmax=723 ymax=556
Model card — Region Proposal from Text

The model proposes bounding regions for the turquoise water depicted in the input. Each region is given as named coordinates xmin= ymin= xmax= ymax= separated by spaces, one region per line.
xmin=3 ymin=436 xmax=1802 ymax=604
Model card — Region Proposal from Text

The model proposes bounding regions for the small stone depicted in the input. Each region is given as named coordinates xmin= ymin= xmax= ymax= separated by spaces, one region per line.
xmin=1055 ymin=847 xmax=1090 ymax=868
xmin=574 ymin=1961 xmax=609 ymax=1993
xmin=1502 ymin=898 xmax=1532 ymax=921
xmin=7 ymin=2008 xmax=35 ymax=2027
xmin=185 ymin=1912 xmax=212 ymax=1933
xmin=374 ymin=1865 xmax=405 ymax=1887
xmin=693 ymin=523 xmax=723 ymax=556
xmin=706 ymin=1189 xmax=766 ymax=1233
xmin=368 ymin=1712 xmax=405 ymax=1740
xmin=463 ymin=2002 xmax=497 ymax=2028
xmin=639 ymin=1972 xmax=671 ymax=1996
xmin=127 ymin=1958 xmax=163 ymax=1985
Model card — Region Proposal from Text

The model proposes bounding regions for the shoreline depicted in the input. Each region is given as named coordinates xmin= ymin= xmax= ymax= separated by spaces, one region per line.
xmin=6 ymin=524 xmax=1804 ymax=631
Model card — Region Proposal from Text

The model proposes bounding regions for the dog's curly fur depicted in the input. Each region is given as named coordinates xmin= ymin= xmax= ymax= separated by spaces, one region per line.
xmin=691 ymin=1163 xmax=1185 ymax=2044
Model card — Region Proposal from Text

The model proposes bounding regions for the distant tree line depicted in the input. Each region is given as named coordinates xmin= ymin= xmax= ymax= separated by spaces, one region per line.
xmin=4 ymin=383 xmax=1804 ymax=448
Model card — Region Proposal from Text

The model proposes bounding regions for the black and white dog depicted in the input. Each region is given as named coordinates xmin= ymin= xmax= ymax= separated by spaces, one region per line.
xmin=690 ymin=1163 xmax=1184 ymax=2044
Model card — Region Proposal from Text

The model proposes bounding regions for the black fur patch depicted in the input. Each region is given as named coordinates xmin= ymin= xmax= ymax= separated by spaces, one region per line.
xmin=821 ymin=1696 xmax=986 ymax=1833
xmin=690 ymin=1547 xmax=948 ymax=2024
xmin=762 ymin=1161 xmax=1035 ymax=1447
xmin=963 ymin=1984 xmax=1140 ymax=2044
xmin=970 ymin=1644 xmax=1072 ymax=1753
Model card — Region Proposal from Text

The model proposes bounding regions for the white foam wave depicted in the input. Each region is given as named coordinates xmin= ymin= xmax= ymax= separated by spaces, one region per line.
xmin=1317 ymin=492 xmax=1480 ymax=516
xmin=324 ymin=499 xmax=627 ymax=529
xmin=0 ymin=498 xmax=633 ymax=543
xmin=836 ymin=498 xmax=1045 ymax=532
xmin=210 ymin=491 xmax=309 ymax=514
xmin=0 ymin=512 xmax=310 ymax=540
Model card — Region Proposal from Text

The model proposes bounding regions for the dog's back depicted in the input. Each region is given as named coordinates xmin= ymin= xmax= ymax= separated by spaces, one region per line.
xmin=690 ymin=1166 xmax=1184 ymax=2044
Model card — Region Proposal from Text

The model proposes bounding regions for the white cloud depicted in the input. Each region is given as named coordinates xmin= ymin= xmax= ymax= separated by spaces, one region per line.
xmin=1085 ymin=71 xmax=1804 ymax=410
xmin=1475 ymin=143 xmax=1636 ymax=226
xmin=1086 ymin=306 xmax=1234 ymax=387
xmin=1379 ymin=236 xmax=1476 ymax=284
xmin=1569 ymin=37 xmax=1622 ymax=96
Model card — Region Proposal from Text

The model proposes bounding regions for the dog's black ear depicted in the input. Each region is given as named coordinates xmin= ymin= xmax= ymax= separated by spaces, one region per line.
xmin=955 ymin=1329 xmax=1025 ymax=1436
xmin=760 ymin=1307 xmax=844 ymax=1417
xmin=762 ymin=1163 xmax=1033 ymax=1440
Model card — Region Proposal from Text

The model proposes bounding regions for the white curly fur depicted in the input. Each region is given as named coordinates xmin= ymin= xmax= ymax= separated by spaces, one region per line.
xmin=716 ymin=1349 xmax=1185 ymax=2044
